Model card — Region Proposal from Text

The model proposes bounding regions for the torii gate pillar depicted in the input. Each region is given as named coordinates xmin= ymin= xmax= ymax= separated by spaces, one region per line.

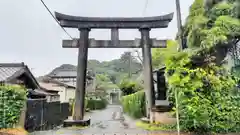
xmin=140 ymin=28 xmax=155 ymax=118
xmin=73 ymin=28 xmax=90 ymax=120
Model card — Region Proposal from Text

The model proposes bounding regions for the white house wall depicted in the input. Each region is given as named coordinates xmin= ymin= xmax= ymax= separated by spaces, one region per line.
xmin=65 ymin=88 xmax=76 ymax=102
xmin=59 ymin=88 xmax=66 ymax=102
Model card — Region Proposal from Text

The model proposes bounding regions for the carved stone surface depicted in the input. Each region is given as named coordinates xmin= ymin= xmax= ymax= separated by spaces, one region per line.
xmin=55 ymin=12 xmax=174 ymax=29
xmin=62 ymin=38 xmax=167 ymax=48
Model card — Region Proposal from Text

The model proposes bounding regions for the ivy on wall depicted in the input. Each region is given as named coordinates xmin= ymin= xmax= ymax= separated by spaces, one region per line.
xmin=0 ymin=85 xmax=27 ymax=129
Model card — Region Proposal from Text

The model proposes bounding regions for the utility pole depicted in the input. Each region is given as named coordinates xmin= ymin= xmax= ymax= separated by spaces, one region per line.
xmin=175 ymin=0 xmax=183 ymax=134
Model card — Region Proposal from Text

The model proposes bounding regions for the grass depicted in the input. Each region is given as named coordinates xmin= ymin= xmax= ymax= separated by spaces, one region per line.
xmin=136 ymin=122 xmax=240 ymax=135
xmin=136 ymin=121 xmax=176 ymax=131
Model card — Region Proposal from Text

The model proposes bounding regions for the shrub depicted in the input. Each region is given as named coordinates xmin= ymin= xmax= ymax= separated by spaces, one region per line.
xmin=166 ymin=51 xmax=240 ymax=133
xmin=0 ymin=85 xmax=27 ymax=129
xmin=121 ymin=91 xmax=145 ymax=118
xmin=87 ymin=97 xmax=108 ymax=110
xmin=69 ymin=97 xmax=107 ymax=113
xmin=119 ymin=79 xmax=143 ymax=96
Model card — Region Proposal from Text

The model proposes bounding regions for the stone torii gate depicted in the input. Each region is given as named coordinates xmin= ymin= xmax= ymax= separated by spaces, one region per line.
xmin=55 ymin=12 xmax=173 ymax=126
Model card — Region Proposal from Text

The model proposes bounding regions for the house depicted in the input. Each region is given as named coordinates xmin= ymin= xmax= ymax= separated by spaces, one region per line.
xmin=47 ymin=66 xmax=93 ymax=85
xmin=38 ymin=77 xmax=75 ymax=102
xmin=0 ymin=63 xmax=60 ymax=102
xmin=38 ymin=75 xmax=94 ymax=103
xmin=39 ymin=67 xmax=95 ymax=102
xmin=0 ymin=63 xmax=40 ymax=89
xmin=38 ymin=81 xmax=61 ymax=102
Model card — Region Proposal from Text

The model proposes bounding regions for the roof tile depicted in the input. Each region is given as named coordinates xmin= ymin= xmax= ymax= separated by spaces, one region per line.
xmin=0 ymin=67 xmax=23 ymax=81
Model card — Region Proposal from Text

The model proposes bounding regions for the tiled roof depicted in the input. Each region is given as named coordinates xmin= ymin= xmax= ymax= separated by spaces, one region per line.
xmin=39 ymin=77 xmax=76 ymax=89
xmin=0 ymin=63 xmax=24 ymax=82
xmin=63 ymin=81 xmax=76 ymax=88
xmin=50 ymin=70 xmax=77 ymax=77
xmin=0 ymin=63 xmax=60 ymax=97
xmin=49 ymin=70 xmax=93 ymax=80
xmin=34 ymin=89 xmax=59 ymax=96
xmin=0 ymin=63 xmax=40 ymax=88
xmin=39 ymin=82 xmax=64 ymax=92
xmin=60 ymin=80 xmax=93 ymax=89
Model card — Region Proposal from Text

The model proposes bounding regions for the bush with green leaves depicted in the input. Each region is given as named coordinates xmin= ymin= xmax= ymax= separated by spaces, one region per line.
xmin=0 ymin=85 xmax=27 ymax=129
xmin=118 ymin=79 xmax=143 ymax=96
xmin=87 ymin=97 xmax=108 ymax=110
xmin=121 ymin=91 xmax=145 ymax=118
xmin=69 ymin=97 xmax=107 ymax=113
xmin=149 ymin=0 xmax=240 ymax=133
xmin=165 ymin=51 xmax=240 ymax=133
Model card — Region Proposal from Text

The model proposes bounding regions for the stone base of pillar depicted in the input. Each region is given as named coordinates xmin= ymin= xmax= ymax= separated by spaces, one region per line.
xmin=140 ymin=117 xmax=150 ymax=123
xmin=63 ymin=118 xmax=90 ymax=127
xmin=150 ymin=100 xmax=176 ymax=124
xmin=150 ymin=111 xmax=176 ymax=124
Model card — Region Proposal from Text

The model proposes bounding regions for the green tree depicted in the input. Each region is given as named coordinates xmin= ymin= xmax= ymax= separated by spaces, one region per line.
xmin=118 ymin=78 xmax=143 ymax=96
xmin=163 ymin=0 xmax=240 ymax=133
xmin=95 ymin=74 xmax=111 ymax=91
xmin=152 ymin=40 xmax=179 ymax=69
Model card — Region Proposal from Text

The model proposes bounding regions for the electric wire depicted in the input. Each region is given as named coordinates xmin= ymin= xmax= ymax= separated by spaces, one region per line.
xmin=40 ymin=0 xmax=73 ymax=39
xmin=142 ymin=0 xmax=149 ymax=15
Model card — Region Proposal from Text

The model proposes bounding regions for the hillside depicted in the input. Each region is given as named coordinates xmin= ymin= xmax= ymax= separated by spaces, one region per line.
xmin=46 ymin=52 xmax=142 ymax=84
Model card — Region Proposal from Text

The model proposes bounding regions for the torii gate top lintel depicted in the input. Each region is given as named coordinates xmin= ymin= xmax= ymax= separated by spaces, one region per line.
xmin=55 ymin=12 xmax=174 ymax=29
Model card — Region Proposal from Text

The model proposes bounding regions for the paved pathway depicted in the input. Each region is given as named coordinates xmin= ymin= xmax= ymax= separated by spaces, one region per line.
xmin=29 ymin=105 xmax=148 ymax=135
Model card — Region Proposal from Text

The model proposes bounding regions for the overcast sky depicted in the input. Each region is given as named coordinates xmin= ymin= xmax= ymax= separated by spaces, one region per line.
xmin=0 ymin=0 xmax=194 ymax=77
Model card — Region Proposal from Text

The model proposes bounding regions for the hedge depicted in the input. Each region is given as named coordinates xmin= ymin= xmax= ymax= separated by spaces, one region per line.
xmin=87 ymin=97 xmax=108 ymax=110
xmin=0 ymin=85 xmax=27 ymax=129
xmin=121 ymin=91 xmax=146 ymax=118
xmin=69 ymin=97 xmax=107 ymax=114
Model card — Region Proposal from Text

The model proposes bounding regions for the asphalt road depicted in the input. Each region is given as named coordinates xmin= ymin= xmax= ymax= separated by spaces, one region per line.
xmin=29 ymin=105 xmax=147 ymax=135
